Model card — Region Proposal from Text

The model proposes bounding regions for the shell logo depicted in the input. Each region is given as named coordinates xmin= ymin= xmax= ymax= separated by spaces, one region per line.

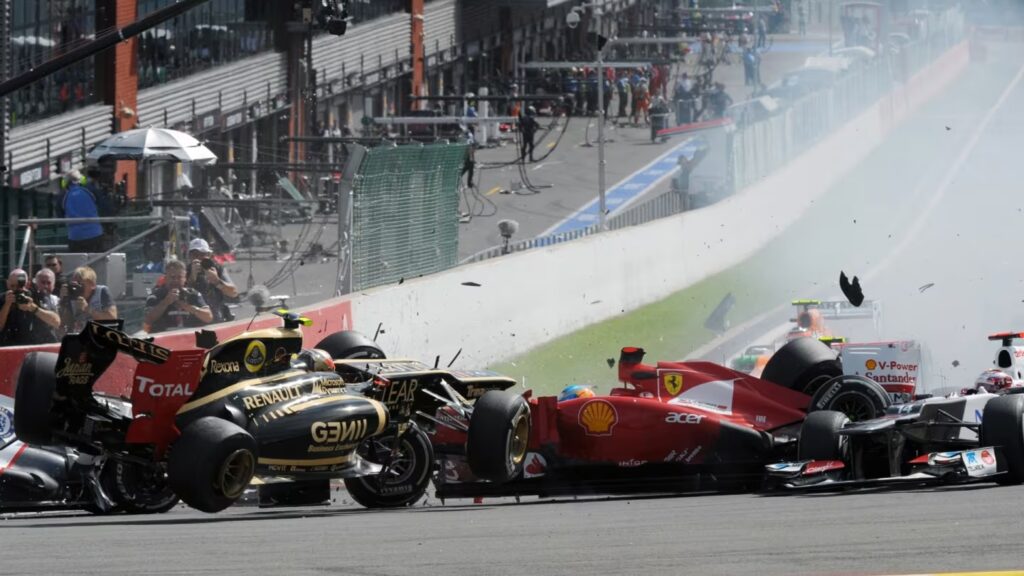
xmin=578 ymin=399 xmax=618 ymax=436
xmin=865 ymin=359 xmax=877 ymax=371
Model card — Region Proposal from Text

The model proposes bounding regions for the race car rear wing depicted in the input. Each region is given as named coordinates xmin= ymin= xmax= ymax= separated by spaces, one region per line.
xmin=806 ymin=299 xmax=881 ymax=321
xmin=54 ymin=321 xmax=171 ymax=403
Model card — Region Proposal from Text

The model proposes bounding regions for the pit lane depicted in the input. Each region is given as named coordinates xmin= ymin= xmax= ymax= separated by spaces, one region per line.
xmin=2 ymin=484 xmax=1022 ymax=575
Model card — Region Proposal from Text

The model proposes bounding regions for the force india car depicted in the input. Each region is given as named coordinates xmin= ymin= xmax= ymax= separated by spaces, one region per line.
xmin=428 ymin=337 xmax=912 ymax=500
xmin=10 ymin=315 xmax=520 ymax=513
xmin=767 ymin=331 xmax=1024 ymax=489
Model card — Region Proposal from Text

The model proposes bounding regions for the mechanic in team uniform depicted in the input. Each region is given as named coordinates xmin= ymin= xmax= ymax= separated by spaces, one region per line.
xmin=145 ymin=259 xmax=213 ymax=333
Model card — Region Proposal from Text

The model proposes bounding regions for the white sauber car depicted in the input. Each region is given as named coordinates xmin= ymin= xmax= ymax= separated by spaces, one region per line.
xmin=768 ymin=332 xmax=1024 ymax=489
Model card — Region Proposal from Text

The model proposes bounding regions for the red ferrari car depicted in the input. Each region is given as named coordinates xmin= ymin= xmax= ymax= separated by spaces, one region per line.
xmin=433 ymin=338 xmax=895 ymax=499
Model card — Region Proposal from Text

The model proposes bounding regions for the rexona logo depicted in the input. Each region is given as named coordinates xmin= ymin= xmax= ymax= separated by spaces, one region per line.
xmin=210 ymin=360 xmax=241 ymax=374
xmin=578 ymin=399 xmax=618 ymax=436
xmin=244 ymin=341 xmax=267 ymax=373
xmin=136 ymin=376 xmax=195 ymax=398
xmin=665 ymin=412 xmax=705 ymax=425
xmin=310 ymin=419 xmax=368 ymax=446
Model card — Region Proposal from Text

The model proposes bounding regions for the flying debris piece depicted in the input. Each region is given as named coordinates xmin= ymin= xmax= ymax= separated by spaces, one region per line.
xmin=945 ymin=126 xmax=951 ymax=131
xmin=839 ymin=271 xmax=865 ymax=307
xmin=952 ymin=360 xmax=960 ymax=367
xmin=462 ymin=281 xmax=482 ymax=287
xmin=398 ymin=277 xmax=405 ymax=285
xmin=918 ymin=282 xmax=935 ymax=293
xmin=606 ymin=358 xmax=616 ymax=368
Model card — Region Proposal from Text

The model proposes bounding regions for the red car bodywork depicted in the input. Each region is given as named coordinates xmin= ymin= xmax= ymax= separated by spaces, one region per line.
xmin=433 ymin=347 xmax=814 ymax=498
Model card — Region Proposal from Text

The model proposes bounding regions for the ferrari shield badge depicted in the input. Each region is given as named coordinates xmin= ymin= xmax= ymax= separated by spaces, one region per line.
xmin=661 ymin=371 xmax=684 ymax=396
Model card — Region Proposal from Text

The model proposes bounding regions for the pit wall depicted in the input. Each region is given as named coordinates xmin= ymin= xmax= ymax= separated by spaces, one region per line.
xmin=0 ymin=41 xmax=969 ymax=396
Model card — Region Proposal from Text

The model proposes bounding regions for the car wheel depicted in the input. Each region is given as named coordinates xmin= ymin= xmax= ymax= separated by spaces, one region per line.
xmin=980 ymin=394 xmax=1024 ymax=485
xmin=344 ymin=426 xmax=434 ymax=508
xmin=466 ymin=391 xmax=531 ymax=482
xmin=109 ymin=460 xmax=179 ymax=514
xmin=315 ymin=331 xmax=386 ymax=360
xmin=760 ymin=338 xmax=842 ymax=395
xmin=14 ymin=352 xmax=58 ymax=445
xmin=809 ymin=375 xmax=890 ymax=422
xmin=798 ymin=410 xmax=850 ymax=461
xmin=168 ymin=417 xmax=257 ymax=513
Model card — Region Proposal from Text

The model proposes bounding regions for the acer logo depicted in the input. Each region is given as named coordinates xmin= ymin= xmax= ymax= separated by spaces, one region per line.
xmin=665 ymin=412 xmax=705 ymax=425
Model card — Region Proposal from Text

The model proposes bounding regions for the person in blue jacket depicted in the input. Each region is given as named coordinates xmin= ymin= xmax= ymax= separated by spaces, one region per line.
xmin=62 ymin=169 xmax=105 ymax=253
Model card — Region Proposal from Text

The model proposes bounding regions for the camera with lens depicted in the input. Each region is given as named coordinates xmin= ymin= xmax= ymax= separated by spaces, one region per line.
xmin=178 ymin=287 xmax=199 ymax=302
xmin=200 ymin=258 xmax=216 ymax=271
xmin=68 ymin=281 xmax=84 ymax=299
xmin=13 ymin=272 xmax=31 ymax=305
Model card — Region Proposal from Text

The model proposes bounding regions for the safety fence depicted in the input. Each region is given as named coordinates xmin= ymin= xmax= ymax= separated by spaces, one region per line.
xmin=732 ymin=13 xmax=964 ymax=190
xmin=350 ymin=143 xmax=466 ymax=291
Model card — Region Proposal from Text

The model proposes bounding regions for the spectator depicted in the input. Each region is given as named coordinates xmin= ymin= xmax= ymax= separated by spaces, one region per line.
xmin=708 ymin=82 xmax=734 ymax=119
xmin=518 ymin=106 xmax=539 ymax=162
xmin=757 ymin=15 xmax=768 ymax=49
xmin=616 ymin=72 xmax=630 ymax=120
xmin=62 ymin=169 xmax=105 ymax=254
xmin=798 ymin=3 xmax=807 ymax=36
xmin=60 ymin=265 xmax=118 ymax=334
xmin=0 ymin=269 xmax=61 ymax=345
xmin=461 ymin=126 xmax=477 ymax=189
xmin=44 ymin=254 xmax=65 ymax=295
xmin=185 ymin=238 xmax=238 ymax=324
xmin=145 ymin=259 xmax=212 ymax=333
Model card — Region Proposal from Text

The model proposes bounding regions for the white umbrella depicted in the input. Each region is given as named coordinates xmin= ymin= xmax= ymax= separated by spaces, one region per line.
xmin=86 ymin=127 xmax=218 ymax=165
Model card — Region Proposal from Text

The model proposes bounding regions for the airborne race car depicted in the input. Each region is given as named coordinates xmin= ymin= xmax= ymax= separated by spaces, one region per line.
xmin=11 ymin=315 xmax=521 ymax=513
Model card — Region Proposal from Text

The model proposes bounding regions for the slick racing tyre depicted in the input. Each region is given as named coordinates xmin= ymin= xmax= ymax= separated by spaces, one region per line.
xmin=809 ymin=375 xmax=890 ymax=422
xmin=980 ymin=394 xmax=1024 ymax=485
xmin=14 ymin=352 xmax=58 ymax=445
xmin=761 ymin=338 xmax=842 ymax=396
xmin=315 ymin=331 xmax=386 ymax=360
xmin=467 ymin=391 xmax=531 ymax=482
xmin=798 ymin=410 xmax=850 ymax=461
xmin=169 ymin=417 xmax=257 ymax=513
xmin=344 ymin=426 xmax=433 ymax=508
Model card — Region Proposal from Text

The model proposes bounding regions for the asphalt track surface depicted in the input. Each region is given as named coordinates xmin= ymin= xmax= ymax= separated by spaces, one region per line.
xmin=7 ymin=44 xmax=1024 ymax=576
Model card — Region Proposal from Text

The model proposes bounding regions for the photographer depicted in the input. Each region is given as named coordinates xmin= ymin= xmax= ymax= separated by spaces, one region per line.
xmin=145 ymin=259 xmax=213 ymax=333
xmin=43 ymin=255 xmax=65 ymax=294
xmin=186 ymin=239 xmax=238 ymax=324
xmin=0 ymin=269 xmax=60 ymax=345
xmin=60 ymin=266 xmax=118 ymax=334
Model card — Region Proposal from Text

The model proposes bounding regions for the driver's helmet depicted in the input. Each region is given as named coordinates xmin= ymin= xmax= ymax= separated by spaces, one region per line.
xmin=975 ymin=369 xmax=1013 ymax=394
xmin=558 ymin=384 xmax=596 ymax=402
xmin=297 ymin=348 xmax=335 ymax=372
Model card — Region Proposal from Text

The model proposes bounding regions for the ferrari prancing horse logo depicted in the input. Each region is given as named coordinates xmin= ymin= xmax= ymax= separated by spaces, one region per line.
xmin=661 ymin=372 xmax=684 ymax=396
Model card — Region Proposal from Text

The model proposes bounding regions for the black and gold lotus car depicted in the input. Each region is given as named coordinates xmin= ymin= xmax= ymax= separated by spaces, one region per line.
xmin=12 ymin=312 xmax=525 ymax=513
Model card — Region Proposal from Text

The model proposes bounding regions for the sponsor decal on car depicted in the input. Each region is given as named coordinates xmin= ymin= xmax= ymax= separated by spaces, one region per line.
xmin=0 ymin=406 xmax=13 ymax=441
xmin=245 ymin=341 xmax=267 ymax=373
xmin=663 ymin=447 xmax=704 ymax=464
xmin=665 ymin=412 xmax=705 ymax=425
xmin=660 ymin=371 xmax=684 ymax=396
xmin=578 ymin=400 xmax=618 ymax=436
xmin=802 ymin=460 xmax=844 ymax=476
xmin=135 ymin=376 xmax=195 ymax=399
xmin=56 ymin=356 xmax=94 ymax=385
xmin=523 ymin=453 xmax=547 ymax=478
xmin=865 ymin=359 xmax=877 ymax=371
xmin=308 ymin=419 xmax=369 ymax=452
xmin=962 ymin=447 xmax=998 ymax=477
xmin=618 ymin=459 xmax=647 ymax=468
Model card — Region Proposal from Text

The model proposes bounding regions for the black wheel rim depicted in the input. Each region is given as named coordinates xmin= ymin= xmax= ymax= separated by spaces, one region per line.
xmin=217 ymin=449 xmax=255 ymax=499
xmin=831 ymin=392 xmax=875 ymax=422
xmin=116 ymin=461 xmax=177 ymax=508
xmin=361 ymin=435 xmax=416 ymax=487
